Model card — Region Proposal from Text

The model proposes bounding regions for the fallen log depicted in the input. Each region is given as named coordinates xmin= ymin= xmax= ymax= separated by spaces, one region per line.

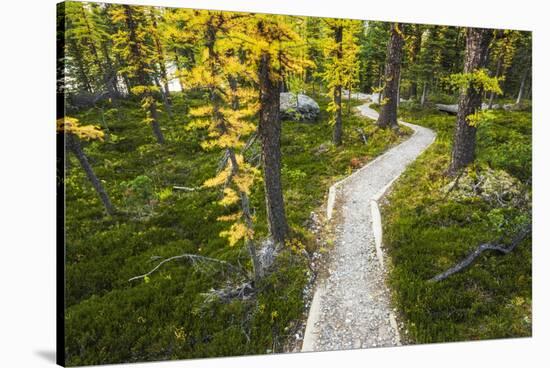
xmin=429 ymin=223 xmax=531 ymax=282
xmin=435 ymin=104 xmax=458 ymax=114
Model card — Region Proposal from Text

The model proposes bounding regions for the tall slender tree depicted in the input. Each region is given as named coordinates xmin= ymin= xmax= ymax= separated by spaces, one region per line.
xmin=182 ymin=10 xmax=262 ymax=281
xmin=110 ymin=4 xmax=165 ymax=144
xmin=243 ymin=15 xmax=310 ymax=244
xmin=377 ymin=23 xmax=405 ymax=129
xmin=58 ymin=117 xmax=115 ymax=215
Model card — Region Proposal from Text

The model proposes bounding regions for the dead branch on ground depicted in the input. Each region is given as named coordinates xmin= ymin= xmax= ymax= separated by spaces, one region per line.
xmin=429 ymin=223 xmax=531 ymax=282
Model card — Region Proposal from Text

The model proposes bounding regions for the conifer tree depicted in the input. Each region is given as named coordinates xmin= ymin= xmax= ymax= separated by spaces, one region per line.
xmin=240 ymin=14 xmax=311 ymax=244
xmin=359 ymin=21 xmax=390 ymax=97
xmin=148 ymin=7 xmax=172 ymax=114
xmin=322 ymin=19 xmax=362 ymax=145
xmin=58 ymin=117 xmax=115 ymax=215
xmin=110 ymin=4 xmax=165 ymax=144
xmin=180 ymin=10 xmax=262 ymax=280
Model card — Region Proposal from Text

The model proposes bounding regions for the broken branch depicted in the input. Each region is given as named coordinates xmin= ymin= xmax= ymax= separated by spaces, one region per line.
xmin=429 ymin=223 xmax=531 ymax=282
xmin=128 ymin=253 xmax=247 ymax=282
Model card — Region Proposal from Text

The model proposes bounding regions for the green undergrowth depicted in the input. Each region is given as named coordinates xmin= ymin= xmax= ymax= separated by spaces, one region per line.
xmin=382 ymin=105 xmax=532 ymax=344
xmin=63 ymin=92 xmax=411 ymax=366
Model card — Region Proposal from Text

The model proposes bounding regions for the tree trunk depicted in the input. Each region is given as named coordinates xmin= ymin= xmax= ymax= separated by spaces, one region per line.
xmin=67 ymin=134 xmax=115 ymax=215
xmin=410 ymin=26 xmax=423 ymax=99
xmin=449 ymin=27 xmax=492 ymax=175
xmin=377 ymin=67 xmax=383 ymax=104
xmin=420 ymin=82 xmax=428 ymax=106
xmin=258 ymin=52 xmax=289 ymax=245
xmin=377 ymin=23 xmax=405 ymax=129
xmin=396 ymin=70 xmax=401 ymax=108
xmin=488 ymin=57 xmax=502 ymax=109
xmin=124 ymin=5 xmax=165 ymax=144
xmin=332 ymin=25 xmax=344 ymax=145
xmin=347 ymin=88 xmax=352 ymax=116
xmin=69 ymin=38 xmax=93 ymax=93
xmin=149 ymin=101 xmax=165 ymax=144
xmin=151 ymin=14 xmax=172 ymax=104
xmin=516 ymin=65 xmax=529 ymax=105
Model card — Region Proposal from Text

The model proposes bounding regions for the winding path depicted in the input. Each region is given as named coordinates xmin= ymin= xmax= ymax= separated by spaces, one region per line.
xmin=302 ymin=101 xmax=436 ymax=352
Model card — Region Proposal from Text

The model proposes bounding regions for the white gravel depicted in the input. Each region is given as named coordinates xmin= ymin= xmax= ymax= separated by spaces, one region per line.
xmin=302 ymin=102 xmax=435 ymax=352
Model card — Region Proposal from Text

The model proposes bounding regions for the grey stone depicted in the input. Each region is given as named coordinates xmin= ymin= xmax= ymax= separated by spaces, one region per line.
xmin=280 ymin=92 xmax=320 ymax=122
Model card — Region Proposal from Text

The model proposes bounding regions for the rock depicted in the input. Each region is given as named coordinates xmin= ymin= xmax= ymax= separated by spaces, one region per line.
xmin=442 ymin=167 xmax=523 ymax=206
xmin=280 ymin=92 xmax=320 ymax=122
xmin=257 ymin=238 xmax=279 ymax=276
xmin=314 ymin=143 xmax=330 ymax=156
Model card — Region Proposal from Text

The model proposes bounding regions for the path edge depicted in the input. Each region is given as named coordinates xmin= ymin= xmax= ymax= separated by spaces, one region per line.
xmin=302 ymin=110 xmax=436 ymax=352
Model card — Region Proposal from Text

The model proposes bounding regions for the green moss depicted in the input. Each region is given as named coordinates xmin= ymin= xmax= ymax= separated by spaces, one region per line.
xmin=382 ymin=105 xmax=532 ymax=344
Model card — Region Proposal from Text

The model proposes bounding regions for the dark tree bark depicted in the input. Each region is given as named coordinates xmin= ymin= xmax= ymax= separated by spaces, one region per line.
xmin=258 ymin=52 xmax=289 ymax=245
xmin=67 ymin=134 xmax=115 ymax=215
xmin=332 ymin=25 xmax=344 ymax=146
xmin=123 ymin=5 xmax=165 ymax=144
xmin=377 ymin=23 xmax=405 ymax=129
xmin=448 ymin=27 xmax=492 ymax=175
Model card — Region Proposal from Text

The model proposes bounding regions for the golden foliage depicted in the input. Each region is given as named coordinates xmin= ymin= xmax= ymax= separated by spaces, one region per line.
xmin=57 ymin=117 xmax=104 ymax=141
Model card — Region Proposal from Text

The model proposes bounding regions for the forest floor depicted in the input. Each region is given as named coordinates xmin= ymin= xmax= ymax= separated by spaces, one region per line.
xmin=301 ymin=100 xmax=435 ymax=351
xmin=64 ymin=92 xmax=414 ymax=365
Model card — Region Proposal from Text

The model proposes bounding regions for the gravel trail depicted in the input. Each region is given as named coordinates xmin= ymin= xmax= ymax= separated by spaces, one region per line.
xmin=302 ymin=101 xmax=435 ymax=352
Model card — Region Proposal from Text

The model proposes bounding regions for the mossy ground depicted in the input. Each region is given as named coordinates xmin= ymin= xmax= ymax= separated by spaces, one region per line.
xmin=382 ymin=104 xmax=532 ymax=343
xmin=64 ymin=92 xmax=410 ymax=366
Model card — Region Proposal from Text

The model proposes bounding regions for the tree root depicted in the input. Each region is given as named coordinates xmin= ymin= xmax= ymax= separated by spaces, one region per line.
xmin=429 ymin=223 xmax=531 ymax=282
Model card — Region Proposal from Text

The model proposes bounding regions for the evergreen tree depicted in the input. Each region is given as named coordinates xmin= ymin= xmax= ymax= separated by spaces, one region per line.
xmin=359 ymin=21 xmax=390 ymax=96
xmin=58 ymin=117 xmax=115 ymax=215
xmin=110 ymin=4 xmax=165 ymax=144
xmin=182 ymin=10 xmax=261 ymax=281
xmin=322 ymin=19 xmax=362 ymax=145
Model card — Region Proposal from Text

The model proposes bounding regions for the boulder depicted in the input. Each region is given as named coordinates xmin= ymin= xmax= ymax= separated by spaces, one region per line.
xmin=441 ymin=167 xmax=523 ymax=206
xmin=280 ymin=92 xmax=320 ymax=122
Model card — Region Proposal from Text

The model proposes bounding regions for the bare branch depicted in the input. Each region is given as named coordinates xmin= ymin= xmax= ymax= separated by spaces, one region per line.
xmin=430 ymin=223 xmax=531 ymax=282
xmin=128 ymin=253 xmax=247 ymax=282
xmin=173 ymin=186 xmax=201 ymax=192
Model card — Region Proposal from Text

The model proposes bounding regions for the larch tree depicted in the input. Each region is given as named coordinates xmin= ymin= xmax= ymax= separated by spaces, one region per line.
xmin=376 ymin=23 xmax=405 ymax=129
xmin=322 ymin=19 xmax=362 ymax=145
xmin=448 ymin=27 xmax=498 ymax=175
xmin=110 ymin=4 xmax=165 ymax=144
xmin=64 ymin=1 xmax=95 ymax=94
xmin=182 ymin=10 xmax=262 ymax=281
xmin=64 ymin=2 xmax=121 ymax=97
xmin=243 ymin=14 xmax=310 ymax=244
xmin=325 ymin=21 xmax=344 ymax=145
xmin=304 ymin=16 xmax=326 ymax=97
xmin=341 ymin=21 xmax=362 ymax=115
xmin=161 ymin=8 xmax=198 ymax=92
xmin=58 ymin=117 xmax=115 ymax=215
xmin=148 ymin=7 xmax=173 ymax=114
